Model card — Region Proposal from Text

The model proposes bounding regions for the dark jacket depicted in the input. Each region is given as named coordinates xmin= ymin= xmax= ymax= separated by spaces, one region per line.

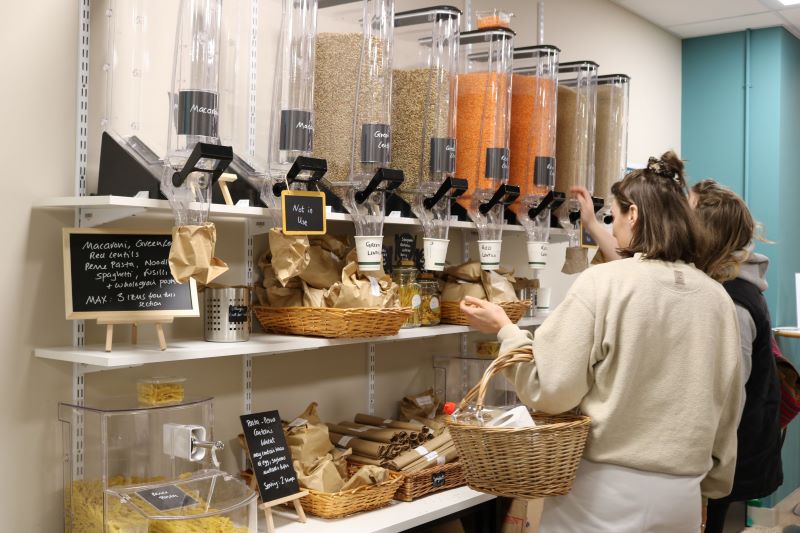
xmin=717 ymin=276 xmax=783 ymax=501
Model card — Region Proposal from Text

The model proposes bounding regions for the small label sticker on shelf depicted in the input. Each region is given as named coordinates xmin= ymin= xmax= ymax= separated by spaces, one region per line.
xmin=137 ymin=484 xmax=197 ymax=512
xmin=337 ymin=435 xmax=354 ymax=447
xmin=414 ymin=445 xmax=430 ymax=457
xmin=416 ymin=395 xmax=433 ymax=407
xmin=424 ymin=451 xmax=439 ymax=462
xmin=367 ymin=276 xmax=381 ymax=297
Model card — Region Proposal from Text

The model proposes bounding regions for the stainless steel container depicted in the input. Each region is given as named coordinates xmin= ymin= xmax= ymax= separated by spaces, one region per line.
xmin=517 ymin=288 xmax=536 ymax=317
xmin=203 ymin=287 xmax=250 ymax=342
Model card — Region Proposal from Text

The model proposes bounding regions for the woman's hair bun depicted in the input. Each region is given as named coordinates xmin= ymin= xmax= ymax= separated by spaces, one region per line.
xmin=645 ymin=150 xmax=686 ymax=189
xmin=659 ymin=150 xmax=685 ymax=179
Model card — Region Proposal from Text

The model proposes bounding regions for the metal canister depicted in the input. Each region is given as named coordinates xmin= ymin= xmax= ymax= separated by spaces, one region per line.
xmin=203 ymin=287 xmax=251 ymax=342
xmin=517 ymin=288 xmax=536 ymax=317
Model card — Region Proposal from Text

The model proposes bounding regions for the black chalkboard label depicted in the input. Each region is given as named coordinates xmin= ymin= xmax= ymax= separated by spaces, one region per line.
xmin=228 ymin=305 xmax=248 ymax=324
xmin=430 ymin=137 xmax=456 ymax=173
xmin=431 ymin=471 xmax=446 ymax=488
xmin=63 ymin=229 xmax=199 ymax=319
xmin=178 ymin=90 xmax=219 ymax=138
xmin=395 ymin=233 xmax=417 ymax=262
xmin=280 ymin=109 xmax=313 ymax=152
xmin=485 ymin=147 xmax=509 ymax=180
xmin=281 ymin=191 xmax=326 ymax=235
xmin=240 ymin=410 xmax=300 ymax=503
xmin=137 ymin=485 xmax=197 ymax=512
xmin=534 ymin=156 xmax=556 ymax=188
xmin=360 ymin=123 xmax=391 ymax=164
xmin=382 ymin=246 xmax=392 ymax=274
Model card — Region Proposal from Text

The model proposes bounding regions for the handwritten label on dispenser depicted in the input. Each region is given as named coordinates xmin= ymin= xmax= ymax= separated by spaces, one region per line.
xmin=279 ymin=109 xmax=313 ymax=152
xmin=240 ymin=410 xmax=300 ymax=502
xmin=178 ymin=90 xmax=219 ymax=138
xmin=534 ymin=156 xmax=556 ymax=188
xmin=360 ymin=123 xmax=391 ymax=164
xmin=485 ymin=148 xmax=510 ymax=181
xmin=430 ymin=138 xmax=456 ymax=173
xmin=281 ymin=190 xmax=326 ymax=235
xmin=137 ymin=485 xmax=197 ymax=512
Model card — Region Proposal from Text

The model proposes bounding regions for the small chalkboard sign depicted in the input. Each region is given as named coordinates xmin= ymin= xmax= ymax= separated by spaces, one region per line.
xmin=228 ymin=305 xmax=248 ymax=324
xmin=281 ymin=190 xmax=326 ymax=235
xmin=240 ymin=410 xmax=300 ymax=503
xmin=137 ymin=484 xmax=197 ymax=512
xmin=431 ymin=471 xmax=446 ymax=488
xmin=63 ymin=228 xmax=199 ymax=320
xmin=395 ymin=233 xmax=417 ymax=262
xmin=382 ymin=246 xmax=392 ymax=274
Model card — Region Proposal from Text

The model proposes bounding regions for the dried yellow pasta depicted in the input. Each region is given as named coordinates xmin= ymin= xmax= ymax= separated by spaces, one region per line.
xmin=137 ymin=377 xmax=186 ymax=406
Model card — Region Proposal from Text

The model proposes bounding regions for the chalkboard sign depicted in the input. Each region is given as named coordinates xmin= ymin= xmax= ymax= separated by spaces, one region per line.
xmin=382 ymin=246 xmax=392 ymax=274
xmin=62 ymin=228 xmax=199 ymax=320
xmin=431 ymin=471 xmax=446 ymax=488
xmin=228 ymin=305 xmax=248 ymax=324
xmin=395 ymin=233 xmax=417 ymax=262
xmin=240 ymin=410 xmax=300 ymax=503
xmin=281 ymin=190 xmax=326 ymax=235
xmin=137 ymin=484 xmax=197 ymax=512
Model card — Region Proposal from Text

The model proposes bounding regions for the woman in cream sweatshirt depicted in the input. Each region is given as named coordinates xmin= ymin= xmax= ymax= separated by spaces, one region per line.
xmin=461 ymin=152 xmax=743 ymax=533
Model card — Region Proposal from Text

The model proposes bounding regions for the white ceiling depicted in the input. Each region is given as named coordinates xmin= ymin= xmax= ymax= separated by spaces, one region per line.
xmin=609 ymin=0 xmax=800 ymax=38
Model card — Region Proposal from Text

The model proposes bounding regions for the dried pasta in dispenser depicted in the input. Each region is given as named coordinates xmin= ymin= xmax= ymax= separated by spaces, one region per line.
xmin=137 ymin=377 xmax=186 ymax=406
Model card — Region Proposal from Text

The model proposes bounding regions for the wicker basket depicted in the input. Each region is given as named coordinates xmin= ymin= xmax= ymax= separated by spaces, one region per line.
xmin=448 ymin=348 xmax=591 ymax=499
xmin=253 ymin=306 xmax=412 ymax=338
xmin=440 ymin=300 xmax=531 ymax=326
xmin=393 ymin=462 xmax=466 ymax=502
xmin=299 ymin=471 xmax=404 ymax=519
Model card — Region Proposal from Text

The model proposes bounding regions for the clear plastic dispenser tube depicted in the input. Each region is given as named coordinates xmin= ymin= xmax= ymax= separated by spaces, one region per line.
xmin=509 ymin=45 xmax=560 ymax=270
xmin=161 ymin=0 xmax=223 ymax=226
xmin=555 ymin=60 xmax=598 ymax=245
xmin=262 ymin=0 xmax=320 ymax=213
xmin=391 ymin=6 xmax=462 ymax=271
xmin=456 ymin=27 xmax=515 ymax=270
xmin=594 ymin=74 xmax=630 ymax=220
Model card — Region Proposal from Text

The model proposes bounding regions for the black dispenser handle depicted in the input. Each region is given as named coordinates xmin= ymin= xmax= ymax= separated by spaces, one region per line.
xmin=272 ymin=156 xmax=328 ymax=196
xmin=528 ymin=190 xmax=555 ymax=219
xmin=354 ymin=168 xmax=404 ymax=204
xmin=478 ymin=184 xmax=520 ymax=215
xmin=423 ymin=177 xmax=468 ymax=210
xmin=171 ymin=143 xmax=234 ymax=188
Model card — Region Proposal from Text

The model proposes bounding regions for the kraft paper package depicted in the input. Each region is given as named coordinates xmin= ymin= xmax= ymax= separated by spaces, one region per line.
xmin=285 ymin=402 xmax=334 ymax=464
xmin=299 ymin=245 xmax=343 ymax=290
xmin=294 ymin=447 xmax=351 ymax=493
xmin=562 ymin=246 xmax=589 ymax=274
xmin=591 ymin=248 xmax=608 ymax=265
xmin=329 ymin=432 xmax=389 ymax=459
xmin=309 ymin=234 xmax=350 ymax=260
xmin=327 ymin=422 xmax=407 ymax=444
xmin=340 ymin=465 xmax=390 ymax=491
xmin=444 ymin=261 xmax=483 ymax=282
xmin=169 ymin=223 xmax=229 ymax=284
xmin=481 ymin=270 xmax=519 ymax=303
xmin=400 ymin=389 xmax=441 ymax=421
xmin=268 ymin=229 xmax=310 ymax=286
xmin=264 ymin=268 xmax=304 ymax=307
xmin=441 ymin=281 xmax=487 ymax=302
xmin=301 ymin=280 xmax=341 ymax=308
xmin=332 ymin=250 xmax=398 ymax=308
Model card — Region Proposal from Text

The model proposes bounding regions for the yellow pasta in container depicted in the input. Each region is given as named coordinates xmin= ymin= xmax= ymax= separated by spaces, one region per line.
xmin=137 ymin=377 xmax=186 ymax=406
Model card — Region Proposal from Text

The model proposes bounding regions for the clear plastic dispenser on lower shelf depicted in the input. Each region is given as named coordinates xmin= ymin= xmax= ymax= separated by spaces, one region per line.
xmin=60 ymin=396 xmax=257 ymax=533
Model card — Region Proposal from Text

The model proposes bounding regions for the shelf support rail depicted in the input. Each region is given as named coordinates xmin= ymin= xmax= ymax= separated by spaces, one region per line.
xmin=367 ymin=343 xmax=376 ymax=415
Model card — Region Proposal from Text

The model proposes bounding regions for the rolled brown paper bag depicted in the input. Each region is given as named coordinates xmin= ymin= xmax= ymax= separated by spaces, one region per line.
xmin=329 ymin=432 xmax=387 ymax=459
xmin=338 ymin=422 xmax=408 ymax=443
xmin=347 ymin=454 xmax=383 ymax=466
xmin=326 ymin=423 xmax=396 ymax=444
xmin=169 ymin=223 xmax=229 ymax=284
xmin=562 ymin=246 xmax=589 ymax=274
xmin=404 ymin=443 xmax=458 ymax=472
xmin=383 ymin=431 xmax=452 ymax=470
xmin=354 ymin=414 xmax=426 ymax=432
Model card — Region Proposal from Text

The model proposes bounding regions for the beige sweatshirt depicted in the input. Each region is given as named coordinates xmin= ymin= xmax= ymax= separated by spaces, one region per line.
xmin=500 ymin=254 xmax=743 ymax=500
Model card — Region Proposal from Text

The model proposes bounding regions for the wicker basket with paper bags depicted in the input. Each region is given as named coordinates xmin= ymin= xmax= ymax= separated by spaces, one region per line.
xmin=252 ymin=230 xmax=411 ymax=337
xmin=448 ymin=348 xmax=591 ymax=499
xmin=440 ymin=263 xmax=531 ymax=325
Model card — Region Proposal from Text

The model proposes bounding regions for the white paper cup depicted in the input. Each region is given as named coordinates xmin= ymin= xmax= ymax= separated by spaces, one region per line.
xmin=354 ymin=235 xmax=383 ymax=272
xmin=423 ymin=238 xmax=449 ymax=271
xmin=526 ymin=241 xmax=548 ymax=270
xmin=477 ymin=240 xmax=502 ymax=270
xmin=535 ymin=287 xmax=551 ymax=315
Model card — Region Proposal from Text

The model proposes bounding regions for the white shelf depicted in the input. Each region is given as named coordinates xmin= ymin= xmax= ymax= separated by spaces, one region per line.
xmin=268 ymin=486 xmax=495 ymax=532
xmin=34 ymin=317 xmax=543 ymax=371
xmin=35 ymin=195 xmax=568 ymax=238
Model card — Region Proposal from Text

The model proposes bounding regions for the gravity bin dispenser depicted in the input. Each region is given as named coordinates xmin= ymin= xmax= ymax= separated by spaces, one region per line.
xmin=391 ymin=6 xmax=464 ymax=272
xmin=160 ymin=0 xmax=233 ymax=226
xmin=313 ymin=0 xmax=403 ymax=271
xmin=256 ymin=0 xmax=326 ymax=221
xmin=455 ymin=28 xmax=518 ymax=271
xmin=509 ymin=45 xmax=560 ymax=272
xmin=554 ymin=61 xmax=599 ymax=247
xmin=594 ymin=74 xmax=630 ymax=224
xmin=60 ymin=397 xmax=257 ymax=532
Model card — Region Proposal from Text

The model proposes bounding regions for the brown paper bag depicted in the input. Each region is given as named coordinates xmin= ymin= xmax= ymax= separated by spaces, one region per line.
xmin=441 ymin=281 xmax=487 ymax=302
xmin=169 ymin=223 xmax=229 ymax=284
xmin=268 ymin=229 xmax=310 ymax=286
xmin=400 ymin=389 xmax=441 ymax=421
xmin=294 ymin=454 xmax=346 ymax=493
xmin=481 ymin=270 xmax=519 ymax=303
xmin=301 ymin=281 xmax=341 ymax=308
xmin=591 ymin=249 xmax=607 ymax=265
xmin=299 ymin=245 xmax=343 ymax=289
xmin=309 ymin=234 xmax=350 ymax=259
xmin=562 ymin=246 xmax=589 ymax=274
xmin=285 ymin=402 xmax=333 ymax=464
xmin=340 ymin=465 xmax=389 ymax=491
xmin=332 ymin=252 xmax=398 ymax=308
xmin=329 ymin=432 xmax=388 ymax=459
xmin=444 ymin=262 xmax=482 ymax=282
xmin=513 ymin=277 xmax=540 ymax=291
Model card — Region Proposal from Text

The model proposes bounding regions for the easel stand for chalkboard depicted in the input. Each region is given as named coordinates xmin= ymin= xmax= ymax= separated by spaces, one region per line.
xmin=259 ymin=491 xmax=308 ymax=533
xmin=97 ymin=317 xmax=173 ymax=352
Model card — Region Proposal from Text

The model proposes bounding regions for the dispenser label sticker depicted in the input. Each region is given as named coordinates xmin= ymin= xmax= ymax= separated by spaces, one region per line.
xmin=137 ymin=485 xmax=198 ymax=512
xmin=228 ymin=305 xmax=248 ymax=324
xmin=430 ymin=138 xmax=456 ymax=173
xmin=360 ymin=123 xmax=391 ymax=164
xmin=280 ymin=109 xmax=313 ymax=152
xmin=367 ymin=276 xmax=382 ymax=297
xmin=534 ymin=156 xmax=556 ymax=188
xmin=177 ymin=90 xmax=219 ymax=137
xmin=485 ymin=148 xmax=509 ymax=180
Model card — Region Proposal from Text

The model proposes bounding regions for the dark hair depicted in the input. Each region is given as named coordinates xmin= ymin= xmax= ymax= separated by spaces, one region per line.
xmin=610 ymin=150 xmax=701 ymax=263
xmin=691 ymin=179 xmax=755 ymax=281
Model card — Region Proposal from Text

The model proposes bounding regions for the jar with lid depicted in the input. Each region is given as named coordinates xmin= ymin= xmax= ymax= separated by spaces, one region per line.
xmin=418 ymin=275 xmax=441 ymax=326
xmin=392 ymin=260 xmax=421 ymax=328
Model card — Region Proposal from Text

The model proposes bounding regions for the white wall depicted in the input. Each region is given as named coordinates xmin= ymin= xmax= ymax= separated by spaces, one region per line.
xmin=0 ymin=0 xmax=680 ymax=531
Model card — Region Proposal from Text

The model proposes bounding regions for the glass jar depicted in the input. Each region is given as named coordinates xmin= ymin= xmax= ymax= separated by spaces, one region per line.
xmin=418 ymin=277 xmax=441 ymax=326
xmin=392 ymin=262 xmax=421 ymax=328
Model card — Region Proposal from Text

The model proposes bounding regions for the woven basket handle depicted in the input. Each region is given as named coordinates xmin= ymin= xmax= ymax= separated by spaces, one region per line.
xmin=459 ymin=347 xmax=533 ymax=412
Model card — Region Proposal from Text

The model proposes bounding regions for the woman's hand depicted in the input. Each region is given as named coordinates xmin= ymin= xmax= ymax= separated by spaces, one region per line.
xmin=459 ymin=296 xmax=513 ymax=334
xmin=570 ymin=186 xmax=599 ymax=231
